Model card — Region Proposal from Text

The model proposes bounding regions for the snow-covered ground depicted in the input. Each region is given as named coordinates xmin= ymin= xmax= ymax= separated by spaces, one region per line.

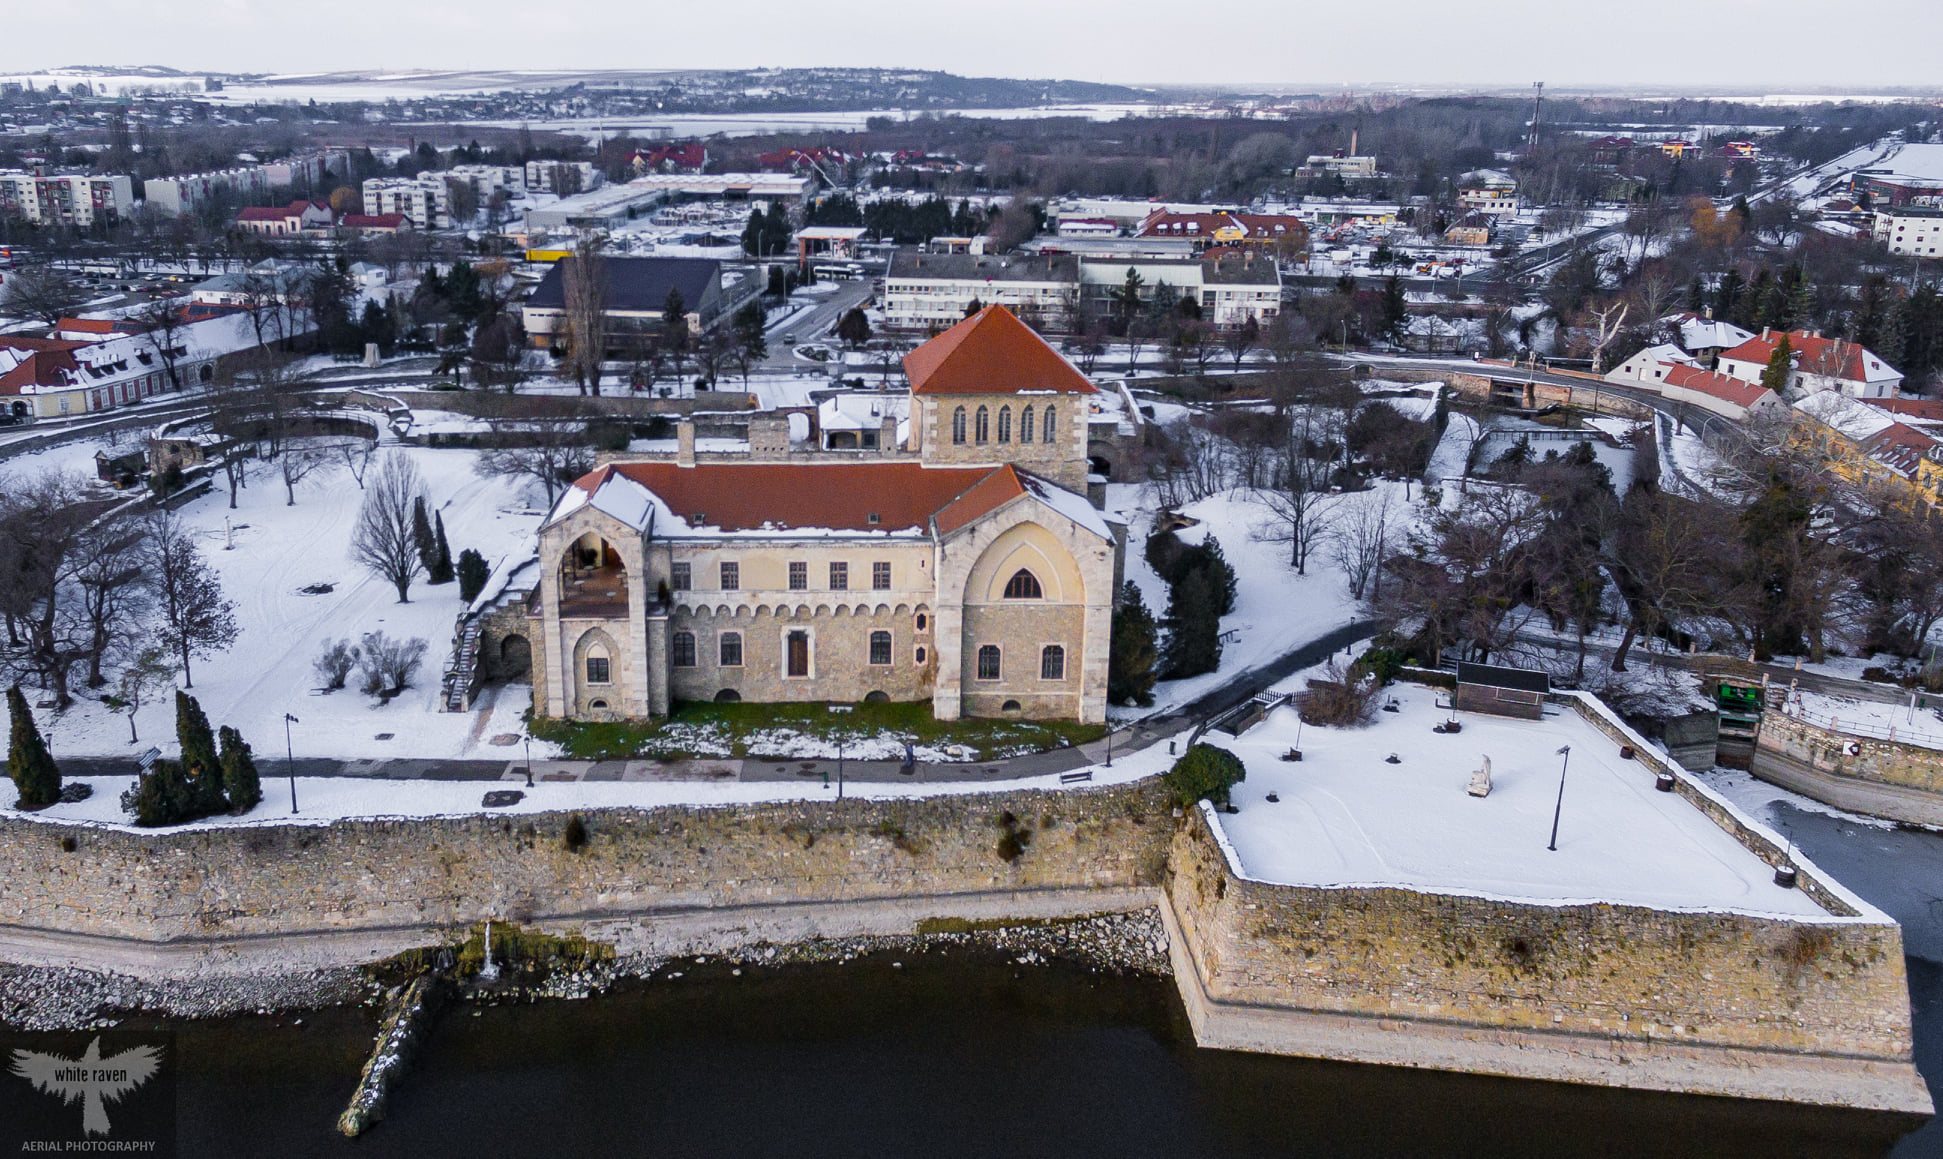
xmin=1211 ymin=682 xmax=1832 ymax=918
xmin=1108 ymin=480 xmax=1400 ymax=719
xmin=35 ymin=444 xmax=547 ymax=763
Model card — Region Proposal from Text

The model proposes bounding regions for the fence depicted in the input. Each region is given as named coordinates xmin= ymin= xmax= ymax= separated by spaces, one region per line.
xmin=1769 ymin=702 xmax=1943 ymax=751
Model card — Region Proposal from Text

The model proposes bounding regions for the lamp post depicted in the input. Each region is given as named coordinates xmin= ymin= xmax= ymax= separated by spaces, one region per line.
xmin=1546 ymin=744 xmax=1571 ymax=852
xmin=523 ymin=736 xmax=533 ymax=788
xmin=836 ymin=741 xmax=845 ymax=802
xmin=283 ymin=713 xmax=299 ymax=814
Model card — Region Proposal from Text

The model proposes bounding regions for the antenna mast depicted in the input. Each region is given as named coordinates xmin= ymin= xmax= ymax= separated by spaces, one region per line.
xmin=1527 ymin=82 xmax=1545 ymax=155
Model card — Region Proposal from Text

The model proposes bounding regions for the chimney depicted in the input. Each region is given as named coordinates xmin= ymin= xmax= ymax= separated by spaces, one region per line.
xmin=676 ymin=419 xmax=696 ymax=467
xmin=1350 ymin=129 xmax=1358 ymax=156
xmin=1761 ymin=325 xmax=1770 ymax=341
xmin=881 ymin=415 xmax=898 ymax=456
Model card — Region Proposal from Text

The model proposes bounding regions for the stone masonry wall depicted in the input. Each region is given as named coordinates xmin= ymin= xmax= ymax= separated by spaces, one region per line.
xmin=1751 ymin=712 xmax=1943 ymax=826
xmin=0 ymin=783 xmax=1174 ymax=959
xmin=1166 ymin=807 xmax=1913 ymax=1062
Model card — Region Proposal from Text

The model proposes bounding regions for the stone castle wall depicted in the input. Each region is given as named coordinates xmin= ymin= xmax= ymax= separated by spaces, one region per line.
xmin=1753 ymin=711 xmax=1943 ymax=827
xmin=0 ymin=783 xmax=1175 ymax=975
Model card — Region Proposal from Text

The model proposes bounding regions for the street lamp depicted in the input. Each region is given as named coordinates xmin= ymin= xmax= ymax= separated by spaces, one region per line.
xmin=1546 ymin=745 xmax=1571 ymax=852
xmin=523 ymin=736 xmax=534 ymax=788
xmin=836 ymin=741 xmax=845 ymax=801
xmin=283 ymin=713 xmax=299 ymax=814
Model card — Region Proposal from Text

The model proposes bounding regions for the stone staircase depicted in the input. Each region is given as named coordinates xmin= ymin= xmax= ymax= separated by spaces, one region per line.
xmin=440 ymin=576 xmax=535 ymax=713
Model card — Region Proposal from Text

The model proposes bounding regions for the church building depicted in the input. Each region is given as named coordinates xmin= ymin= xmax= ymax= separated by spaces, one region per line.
xmin=527 ymin=306 xmax=1124 ymax=724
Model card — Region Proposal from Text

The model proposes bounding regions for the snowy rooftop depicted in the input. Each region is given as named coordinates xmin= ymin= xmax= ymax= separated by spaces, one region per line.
xmin=1210 ymin=683 xmax=1836 ymax=918
xmin=1795 ymin=390 xmax=1897 ymax=440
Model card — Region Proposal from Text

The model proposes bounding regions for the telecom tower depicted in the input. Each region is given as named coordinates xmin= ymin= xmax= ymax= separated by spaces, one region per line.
xmin=1527 ymin=82 xmax=1545 ymax=154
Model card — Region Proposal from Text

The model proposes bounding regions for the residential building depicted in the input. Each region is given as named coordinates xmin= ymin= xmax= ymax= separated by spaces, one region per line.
xmin=1792 ymin=391 xmax=1943 ymax=507
xmin=337 ymin=213 xmax=410 ymax=234
xmin=1874 ymin=206 xmax=1943 ymax=256
xmin=630 ymin=145 xmax=708 ymax=174
xmin=143 ymin=167 xmax=271 ymax=216
xmin=524 ymin=160 xmax=602 ymax=194
xmin=445 ymin=164 xmax=527 ymax=202
xmin=0 ymin=172 xmax=133 ymax=227
xmin=881 ymin=250 xmax=1080 ymax=332
xmin=362 ymin=177 xmax=452 ymax=230
xmin=1717 ymin=327 xmax=1903 ymax=399
xmin=1605 ymin=356 xmax=1790 ymax=422
xmin=0 ymin=309 xmax=282 ymax=419
xmin=234 ymin=200 xmax=332 ymax=236
xmin=1665 ymin=312 xmax=1756 ymax=365
xmin=1443 ymin=214 xmax=1493 ymax=247
xmin=527 ymin=305 xmax=1117 ymax=724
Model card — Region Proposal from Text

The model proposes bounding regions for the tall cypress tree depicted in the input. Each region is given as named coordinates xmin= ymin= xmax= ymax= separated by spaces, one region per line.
xmin=6 ymin=685 xmax=61 ymax=809
xmin=1109 ymin=583 xmax=1160 ymax=708
xmin=429 ymin=512 xmax=455 ymax=584
xmin=412 ymin=496 xmax=436 ymax=573
xmin=1762 ymin=333 xmax=1795 ymax=394
xmin=123 ymin=758 xmax=195 ymax=827
xmin=218 ymin=725 xmax=261 ymax=814
xmin=175 ymin=690 xmax=224 ymax=814
xmin=1161 ymin=567 xmax=1223 ymax=679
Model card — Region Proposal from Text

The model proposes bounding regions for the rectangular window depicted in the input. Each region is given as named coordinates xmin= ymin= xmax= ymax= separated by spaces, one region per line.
xmin=789 ymin=561 xmax=808 ymax=590
xmin=869 ymin=630 xmax=892 ymax=666
xmin=719 ymin=632 xmax=743 ymax=667
xmin=1041 ymin=645 xmax=1065 ymax=681
xmin=719 ymin=562 xmax=739 ymax=591
xmin=786 ymin=630 xmax=810 ymax=678
xmin=829 ymin=562 xmax=848 ymax=591
xmin=671 ymin=633 xmax=696 ymax=668
xmin=872 ymin=561 xmax=892 ymax=590
xmin=670 ymin=562 xmax=691 ymax=591
xmin=586 ymin=656 xmax=611 ymax=684
xmin=976 ymin=645 xmax=1001 ymax=681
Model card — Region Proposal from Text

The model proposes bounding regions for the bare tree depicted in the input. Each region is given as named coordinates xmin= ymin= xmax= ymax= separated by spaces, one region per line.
xmin=1253 ymin=404 xmax=1346 ymax=574
xmin=1328 ymin=488 xmax=1396 ymax=602
xmin=143 ymin=510 xmax=239 ymax=689
xmin=136 ymin=300 xmax=189 ymax=391
xmin=0 ymin=267 xmax=88 ymax=326
xmin=352 ymin=451 xmax=427 ymax=602
xmin=0 ymin=473 xmax=98 ymax=707
xmin=1587 ymin=300 xmax=1629 ymax=374
xmin=72 ymin=518 xmax=151 ymax=689
xmin=561 ymin=236 xmax=608 ymax=396
xmin=473 ymin=405 xmax=597 ymax=505
xmin=340 ymin=441 xmax=376 ymax=489
xmin=109 ymin=641 xmax=175 ymax=743
xmin=277 ymin=445 xmax=333 ymax=505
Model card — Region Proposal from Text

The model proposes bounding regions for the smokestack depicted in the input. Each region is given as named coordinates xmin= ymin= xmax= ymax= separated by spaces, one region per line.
xmin=1761 ymin=326 xmax=1770 ymax=341
xmin=1350 ymin=129 xmax=1358 ymax=156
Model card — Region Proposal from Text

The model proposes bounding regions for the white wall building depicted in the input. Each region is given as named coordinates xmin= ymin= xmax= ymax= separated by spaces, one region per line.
xmin=524 ymin=160 xmax=602 ymax=194
xmin=362 ymin=177 xmax=452 ymax=229
xmin=1874 ymin=206 xmax=1943 ymax=257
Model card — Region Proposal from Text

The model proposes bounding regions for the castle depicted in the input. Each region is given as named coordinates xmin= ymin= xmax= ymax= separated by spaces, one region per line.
xmin=527 ymin=306 xmax=1125 ymax=724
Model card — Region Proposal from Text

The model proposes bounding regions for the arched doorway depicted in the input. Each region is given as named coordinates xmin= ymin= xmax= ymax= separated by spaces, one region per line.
xmin=499 ymin=634 xmax=531 ymax=680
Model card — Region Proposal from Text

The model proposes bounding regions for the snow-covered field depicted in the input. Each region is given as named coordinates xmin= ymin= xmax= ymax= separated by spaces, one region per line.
xmin=1211 ymin=682 xmax=1832 ymax=917
xmin=1108 ymin=480 xmax=1400 ymax=719
xmin=35 ymin=445 xmax=546 ymax=763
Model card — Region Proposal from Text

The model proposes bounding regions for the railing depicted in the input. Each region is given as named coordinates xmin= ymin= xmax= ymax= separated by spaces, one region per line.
xmin=1769 ymin=702 xmax=1943 ymax=750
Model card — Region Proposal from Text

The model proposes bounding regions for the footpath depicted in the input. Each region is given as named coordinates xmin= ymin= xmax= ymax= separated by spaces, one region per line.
xmin=56 ymin=620 xmax=1380 ymax=787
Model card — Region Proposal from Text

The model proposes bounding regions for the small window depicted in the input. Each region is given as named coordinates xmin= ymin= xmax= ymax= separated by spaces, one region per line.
xmin=586 ymin=655 xmax=611 ymax=684
xmin=915 ymin=612 xmax=928 ymax=631
xmin=719 ymin=632 xmax=743 ymax=667
xmin=872 ymin=561 xmax=892 ymax=590
xmin=870 ymin=630 xmax=892 ymax=665
xmin=719 ymin=562 xmax=739 ymax=591
xmin=1003 ymin=570 xmax=1043 ymax=599
xmin=670 ymin=562 xmax=691 ymax=591
xmin=1020 ymin=406 xmax=1034 ymax=443
xmin=672 ymin=633 xmax=696 ymax=667
xmin=1040 ymin=645 xmax=1065 ymax=680
xmin=915 ymin=645 xmax=927 ymax=664
xmin=789 ymin=561 xmax=808 ymax=591
xmin=975 ymin=406 xmax=990 ymax=444
xmin=952 ymin=406 xmax=967 ymax=444
xmin=829 ymin=562 xmax=848 ymax=591
xmin=997 ymin=406 xmax=1011 ymax=443
xmin=1042 ymin=407 xmax=1056 ymax=443
xmin=590 ymin=698 xmax=609 ymax=709
xmin=976 ymin=644 xmax=1001 ymax=681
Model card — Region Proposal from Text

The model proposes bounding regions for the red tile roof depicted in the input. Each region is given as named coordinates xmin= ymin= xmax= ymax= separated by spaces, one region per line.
xmin=53 ymin=318 xmax=134 ymax=334
xmin=1137 ymin=210 xmax=1307 ymax=244
xmin=1720 ymin=329 xmax=1899 ymax=384
xmin=577 ymin=461 xmax=1005 ymax=533
xmin=933 ymin=464 xmax=1027 ymax=537
xmin=1661 ymin=363 xmax=1774 ymax=409
xmin=903 ymin=305 xmax=1098 ymax=397
xmin=338 ymin=213 xmax=408 ymax=230
xmin=1875 ymin=397 xmax=1943 ymax=421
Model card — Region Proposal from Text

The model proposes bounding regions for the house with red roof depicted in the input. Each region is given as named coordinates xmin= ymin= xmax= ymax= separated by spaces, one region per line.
xmin=234 ymin=200 xmax=331 ymax=236
xmin=336 ymin=213 xmax=410 ymax=234
xmin=1717 ymin=327 xmax=1903 ymax=399
xmin=629 ymin=144 xmax=708 ymax=175
xmin=1137 ymin=210 xmax=1308 ymax=255
xmin=521 ymin=305 xmax=1118 ymax=725
xmin=0 ymin=308 xmax=271 ymax=419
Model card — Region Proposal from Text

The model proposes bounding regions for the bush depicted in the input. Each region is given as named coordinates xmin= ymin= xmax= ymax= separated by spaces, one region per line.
xmin=1295 ymin=662 xmax=1381 ymax=727
xmin=121 ymin=757 xmax=197 ymax=827
xmin=314 ymin=639 xmax=360 ymax=691
xmin=358 ymin=631 xmax=429 ymax=698
xmin=1163 ymin=744 xmax=1245 ymax=808
xmin=563 ymin=814 xmax=588 ymax=852
xmin=457 ymin=549 xmax=491 ymax=603
xmin=218 ymin=725 xmax=260 ymax=814
xmin=1350 ymin=647 xmax=1404 ymax=687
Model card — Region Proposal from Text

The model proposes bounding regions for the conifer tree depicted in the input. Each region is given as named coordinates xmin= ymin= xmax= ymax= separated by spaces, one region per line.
xmin=175 ymin=690 xmax=224 ymax=814
xmin=218 ymin=725 xmax=261 ymax=814
xmin=122 ymin=758 xmax=195 ymax=827
xmin=1762 ymin=333 xmax=1795 ymax=394
xmin=457 ymin=549 xmax=491 ymax=603
xmin=1161 ymin=567 xmax=1223 ymax=679
xmin=1108 ymin=583 xmax=1160 ymax=707
xmin=6 ymin=685 xmax=61 ymax=809
xmin=412 ymin=496 xmax=436 ymax=573
xmin=429 ymin=511 xmax=455 ymax=584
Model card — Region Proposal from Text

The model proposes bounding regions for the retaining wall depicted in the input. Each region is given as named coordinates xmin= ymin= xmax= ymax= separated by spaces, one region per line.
xmin=1753 ymin=712 xmax=1943 ymax=827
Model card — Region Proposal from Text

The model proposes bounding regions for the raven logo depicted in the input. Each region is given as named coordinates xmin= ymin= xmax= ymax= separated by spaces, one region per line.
xmin=10 ymin=1036 xmax=164 ymax=1137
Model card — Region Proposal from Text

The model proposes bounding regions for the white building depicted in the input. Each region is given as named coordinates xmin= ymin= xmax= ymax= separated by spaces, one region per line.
xmin=881 ymin=251 xmax=1080 ymax=332
xmin=362 ymin=177 xmax=452 ymax=230
xmin=445 ymin=164 xmax=527 ymax=202
xmin=0 ymin=173 xmax=133 ymax=227
xmin=1717 ymin=328 xmax=1903 ymax=399
xmin=1076 ymin=256 xmax=1281 ymax=329
xmin=524 ymin=160 xmax=602 ymax=194
xmin=143 ymin=167 xmax=272 ymax=216
xmin=1874 ymin=206 xmax=1943 ymax=257
xmin=1457 ymin=170 xmax=1519 ymax=216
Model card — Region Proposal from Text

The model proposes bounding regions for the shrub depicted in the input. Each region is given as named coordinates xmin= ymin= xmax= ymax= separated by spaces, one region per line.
xmin=995 ymin=810 xmax=1032 ymax=862
xmin=218 ymin=725 xmax=261 ymax=814
xmin=314 ymin=639 xmax=360 ymax=691
xmin=1295 ymin=662 xmax=1381 ymax=727
xmin=1163 ymin=743 xmax=1245 ymax=808
xmin=121 ymin=757 xmax=197 ymax=827
xmin=358 ymin=631 xmax=429 ymax=698
xmin=1350 ymin=647 xmax=1404 ymax=687
xmin=457 ymin=550 xmax=491 ymax=603
xmin=563 ymin=814 xmax=588 ymax=853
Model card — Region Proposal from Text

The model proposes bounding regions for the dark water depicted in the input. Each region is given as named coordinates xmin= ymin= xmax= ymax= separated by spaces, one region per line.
xmin=137 ymin=948 xmax=1922 ymax=1159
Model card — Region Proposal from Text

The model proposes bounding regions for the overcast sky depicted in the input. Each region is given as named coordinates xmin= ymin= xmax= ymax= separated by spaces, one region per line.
xmin=18 ymin=0 xmax=1943 ymax=91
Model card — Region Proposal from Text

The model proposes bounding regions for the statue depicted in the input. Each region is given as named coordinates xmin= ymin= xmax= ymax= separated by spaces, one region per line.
xmin=1467 ymin=755 xmax=1493 ymax=798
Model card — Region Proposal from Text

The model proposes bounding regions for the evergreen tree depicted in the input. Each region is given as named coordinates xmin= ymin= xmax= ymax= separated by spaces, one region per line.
xmin=218 ymin=725 xmax=261 ymax=814
xmin=412 ymin=496 xmax=436 ymax=573
xmin=6 ymin=685 xmax=60 ymax=809
xmin=1200 ymin=536 xmax=1240 ymax=616
xmin=1108 ymin=583 xmax=1159 ymax=707
xmin=429 ymin=512 xmax=455 ymax=584
xmin=1381 ymin=275 xmax=1408 ymax=340
xmin=1161 ymin=567 xmax=1223 ymax=679
xmin=1762 ymin=333 xmax=1795 ymax=394
xmin=457 ymin=549 xmax=492 ymax=603
xmin=763 ymin=201 xmax=792 ymax=257
xmin=175 ymin=690 xmax=224 ymax=814
xmin=122 ymin=758 xmax=196 ymax=828
xmin=1686 ymin=276 xmax=1706 ymax=313
xmin=963 ymin=297 xmax=983 ymax=318
xmin=836 ymin=306 xmax=871 ymax=348
xmin=443 ymin=260 xmax=483 ymax=321
xmin=662 ymin=288 xmax=688 ymax=346
xmin=741 ymin=208 xmax=767 ymax=257
xmin=1713 ymin=269 xmax=1744 ymax=323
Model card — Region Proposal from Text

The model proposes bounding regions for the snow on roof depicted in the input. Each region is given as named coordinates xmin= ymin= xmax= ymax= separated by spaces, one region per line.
xmin=1674 ymin=315 xmax=1755 ymax=352
xmin=1634 ymin=342 xmax=1698 ymax=368
xmin=817 ymin=393 xmax=909 ymax=431
xmin=587 ymin=469 xmax=661 ymax=531
xmin=1019 ymin=470 xmax=1114 ymax=542
xmin=1795 ymin=390 xmax=1896 ymax=441
xmin=1207 ymin=684 xmax=1843 ymax=918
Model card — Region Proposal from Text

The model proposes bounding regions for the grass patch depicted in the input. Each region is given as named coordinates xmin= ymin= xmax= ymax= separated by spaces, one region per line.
xmin=528 ymin=699 xmax=1105 ymax=762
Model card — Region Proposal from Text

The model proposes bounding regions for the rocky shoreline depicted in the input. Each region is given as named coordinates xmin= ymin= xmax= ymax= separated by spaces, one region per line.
xmin=0 ymin=909 xmax=1171 ymax=1030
